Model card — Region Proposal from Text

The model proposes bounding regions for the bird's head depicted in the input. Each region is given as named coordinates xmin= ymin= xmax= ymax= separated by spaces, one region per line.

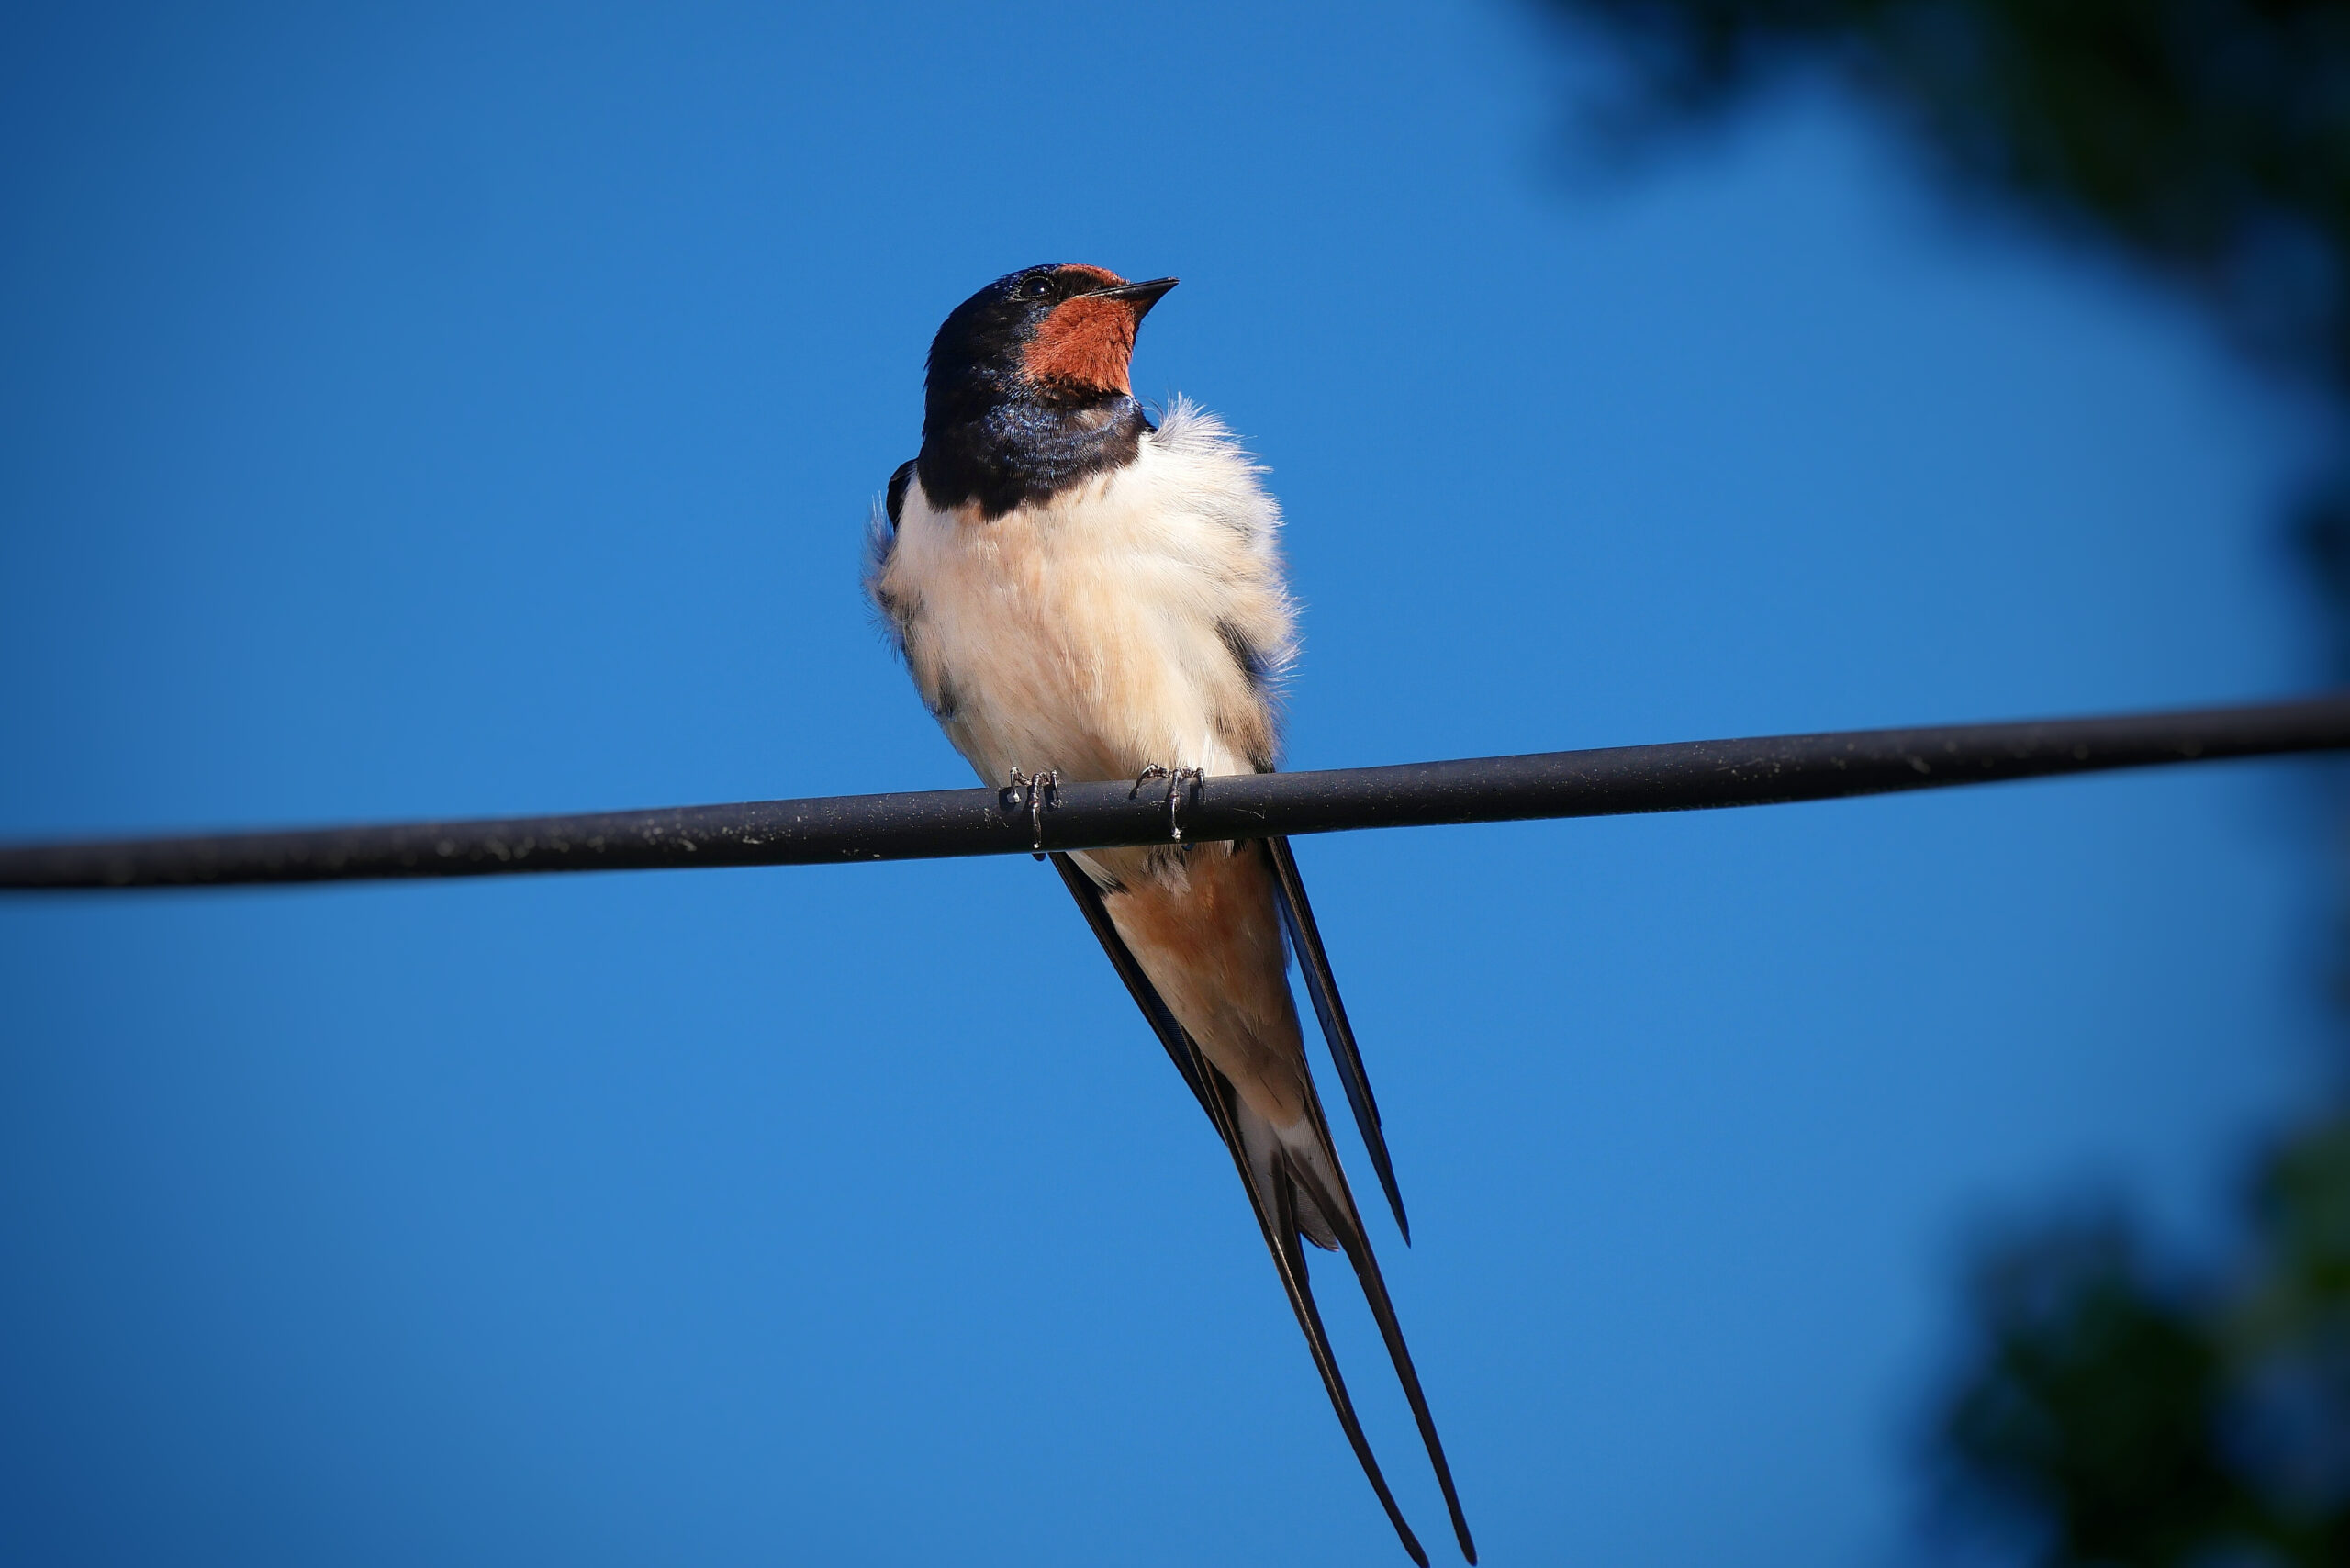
xmin=915 ymin=264 xmax=1179 ymax=518
xmin=925 ymin=264 xmax=1178 ymax=424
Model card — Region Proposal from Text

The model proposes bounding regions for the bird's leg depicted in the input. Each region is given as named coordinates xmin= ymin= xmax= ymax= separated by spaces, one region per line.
xmin=1004 ymin=767 xmax=1059 ymax=857
xmin=1129 ymin=764 xmax=1207 ymax=842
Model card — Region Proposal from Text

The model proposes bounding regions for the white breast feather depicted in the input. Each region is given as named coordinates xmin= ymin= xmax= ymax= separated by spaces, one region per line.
xmin=867 ymin=398 xmax=1296 ymax=787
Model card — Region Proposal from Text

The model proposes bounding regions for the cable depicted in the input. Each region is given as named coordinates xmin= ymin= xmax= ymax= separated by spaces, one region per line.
xmin=5 ymin=694 xmax=2345 ymax=890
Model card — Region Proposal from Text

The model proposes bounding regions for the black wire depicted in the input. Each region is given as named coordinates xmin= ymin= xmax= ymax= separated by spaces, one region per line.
xmin=5 ymin=694 xmax=2346 ymax=890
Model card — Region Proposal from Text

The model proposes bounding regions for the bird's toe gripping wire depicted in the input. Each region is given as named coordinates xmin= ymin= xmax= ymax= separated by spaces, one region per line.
xmin=1003 ymin=767 xmax=1059 ymax=857
xmin=1129 ymin=764 xmax=1206 ymax=841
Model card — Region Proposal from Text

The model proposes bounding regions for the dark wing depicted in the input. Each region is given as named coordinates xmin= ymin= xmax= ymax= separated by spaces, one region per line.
xmin=885 ymin=459 xmax=917 ymax=530
xmin=1051 ymin=855 xmax=1476 ymax=1565
xmin=1051 ymin=851 xmax=1214 ymax=1124
xmin=1264 ymin=836 xmax=1410 ymax=1241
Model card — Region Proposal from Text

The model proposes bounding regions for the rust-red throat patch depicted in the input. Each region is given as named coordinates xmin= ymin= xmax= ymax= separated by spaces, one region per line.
xmin=1023 ymin=268 xmax=1143 ymax=395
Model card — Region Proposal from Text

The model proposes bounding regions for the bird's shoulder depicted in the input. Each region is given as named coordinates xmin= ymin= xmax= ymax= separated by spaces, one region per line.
xmin=884 ymin=458 xmax=917 ymax=531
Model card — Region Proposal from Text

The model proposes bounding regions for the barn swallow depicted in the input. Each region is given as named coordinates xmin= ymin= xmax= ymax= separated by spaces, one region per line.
xmin=865 ymin=264 xmax=1473 ymax=1565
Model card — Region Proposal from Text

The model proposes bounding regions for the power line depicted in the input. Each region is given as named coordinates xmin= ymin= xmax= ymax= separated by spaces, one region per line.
xmin=5 ymin=694 xmax=2346 ymax=891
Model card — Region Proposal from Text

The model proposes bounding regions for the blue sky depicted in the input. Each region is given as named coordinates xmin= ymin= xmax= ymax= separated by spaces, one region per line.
xmin=0 ymin=3 xmax=2337 ymax=1563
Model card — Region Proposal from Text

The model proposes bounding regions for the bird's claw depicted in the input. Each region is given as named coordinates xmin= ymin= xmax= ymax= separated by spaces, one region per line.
xmin=1129 ymin=764 xmax=1206 ymax=841
xmin=1004 ymin=767 xmax=1058 ymax=857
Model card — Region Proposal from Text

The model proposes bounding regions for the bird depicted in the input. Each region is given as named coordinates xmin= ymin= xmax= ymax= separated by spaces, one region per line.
xmin=864 ymin=263 xmax=1474 ymax=1565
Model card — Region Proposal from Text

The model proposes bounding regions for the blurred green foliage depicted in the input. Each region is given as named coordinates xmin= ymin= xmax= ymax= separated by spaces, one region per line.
xmin=1942 ymin=1134 xmax=2350 ymax=1563
xmin=1551 ymin=1 xmax=2350 ymax=389
xmin=1547 ymin=2 xmax=2350 ymax=1561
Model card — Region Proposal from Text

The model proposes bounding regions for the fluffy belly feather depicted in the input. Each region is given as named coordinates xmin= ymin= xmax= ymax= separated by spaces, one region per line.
xmin=908 ymin=502 xmax=1244 ymax=785
xmin=867 ymin=401 xmax=1314 ymax=1133
xmin=875 ymin=412 xmax=1288 ymax=790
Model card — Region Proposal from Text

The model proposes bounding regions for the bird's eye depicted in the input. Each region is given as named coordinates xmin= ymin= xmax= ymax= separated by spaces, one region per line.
xmin=1023 ymin=275 xmax=1054 ymax=299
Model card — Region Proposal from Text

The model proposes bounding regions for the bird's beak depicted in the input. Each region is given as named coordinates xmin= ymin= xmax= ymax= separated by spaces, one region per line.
xmin=1087 ymin=276 xmax=1179 ymax=319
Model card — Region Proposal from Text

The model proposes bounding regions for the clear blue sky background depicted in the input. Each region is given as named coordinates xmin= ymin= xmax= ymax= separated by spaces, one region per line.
xmin=1 ymin=3 xmax=2338 ymax=1564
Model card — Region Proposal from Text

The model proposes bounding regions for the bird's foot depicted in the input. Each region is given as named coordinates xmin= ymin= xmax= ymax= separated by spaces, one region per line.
xmin=1003 ymin=767 xmax=1058 ymax=857
xmin=1129 ymin=764 xmax=1206 ymax=841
